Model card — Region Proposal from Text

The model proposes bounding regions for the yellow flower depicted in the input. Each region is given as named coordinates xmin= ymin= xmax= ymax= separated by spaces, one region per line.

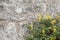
xmin=30 ymin=24 xmax=33 ymax=30
xmin=42 ymin=30 xmax=45 ymax=35
xmin=51 ymin=20 xmax=57 ymax=25
xmin=50 ymin=37 xmax=55 ymax=40
xmin=56 ymin=15 xmax=60 ymax=18
xmin=53 ymin=28 xmax=57 ymax=33
xmin=38 ymin=14 xmax=42 ymax=21
xmin=44 ymin=14 xmax=52 ymax=20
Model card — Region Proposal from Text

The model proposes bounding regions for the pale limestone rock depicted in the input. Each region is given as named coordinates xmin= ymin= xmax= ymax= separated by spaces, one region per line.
xmin=5 ymin=22 xmax=15 ymax=31
xmin=15 ymin=8 xmax=22 ymax=13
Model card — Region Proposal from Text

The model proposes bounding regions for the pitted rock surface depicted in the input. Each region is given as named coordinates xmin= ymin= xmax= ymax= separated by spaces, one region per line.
xmin=0 ymin=0 xmax=60 ymax=40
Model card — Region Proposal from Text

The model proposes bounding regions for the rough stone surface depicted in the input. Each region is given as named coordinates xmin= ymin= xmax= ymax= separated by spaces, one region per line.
xmin=0 ymin=0 xmax=60 ymax=40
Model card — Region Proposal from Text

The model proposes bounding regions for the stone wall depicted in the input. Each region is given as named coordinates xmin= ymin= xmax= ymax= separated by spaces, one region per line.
xmin=0 ymin=0 xmax=60 ymax=40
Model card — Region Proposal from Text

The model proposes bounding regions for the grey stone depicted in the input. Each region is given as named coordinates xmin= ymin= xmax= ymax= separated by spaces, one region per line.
xmin=0 ymin=0 xmax=60 ymax=40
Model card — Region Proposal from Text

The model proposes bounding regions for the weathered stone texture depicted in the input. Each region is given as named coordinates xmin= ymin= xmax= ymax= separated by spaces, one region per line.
xmin=0 ymin=0 xmax=60 ymax=40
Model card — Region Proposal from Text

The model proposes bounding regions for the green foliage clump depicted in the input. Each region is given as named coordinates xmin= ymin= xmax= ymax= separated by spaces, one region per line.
xmin=25 ymin=14 xmax=60 ymax=40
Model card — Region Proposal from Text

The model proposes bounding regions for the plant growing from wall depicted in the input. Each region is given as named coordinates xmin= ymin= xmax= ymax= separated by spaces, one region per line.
xmin=25 ymin=13 xmax=60 ymax=40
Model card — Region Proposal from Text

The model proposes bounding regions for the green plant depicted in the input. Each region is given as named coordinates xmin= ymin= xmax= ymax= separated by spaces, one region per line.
xmin=25 ymin=14 xmax=60 ymax=40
